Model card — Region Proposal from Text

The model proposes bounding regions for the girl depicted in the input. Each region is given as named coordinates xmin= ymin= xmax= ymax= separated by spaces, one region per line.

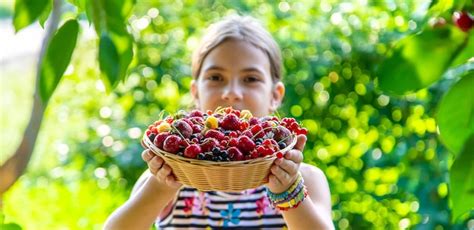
xmin=104 ymin=15 xmax=333 ymax=229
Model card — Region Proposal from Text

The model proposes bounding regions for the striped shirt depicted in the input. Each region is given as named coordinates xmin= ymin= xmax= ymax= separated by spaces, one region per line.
xmin=156 ymin=186 xmax=287 ymax=229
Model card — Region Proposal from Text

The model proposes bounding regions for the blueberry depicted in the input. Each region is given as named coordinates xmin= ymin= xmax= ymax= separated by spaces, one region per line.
xmin=278 ymin=142 xmax=287 ymax=149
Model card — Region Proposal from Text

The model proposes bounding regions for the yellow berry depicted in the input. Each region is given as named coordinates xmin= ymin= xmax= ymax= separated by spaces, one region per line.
xmin=157 ymin=122 xmax=171 ymax=133
xmin=205 ymin=116 xmax=219 ymax=129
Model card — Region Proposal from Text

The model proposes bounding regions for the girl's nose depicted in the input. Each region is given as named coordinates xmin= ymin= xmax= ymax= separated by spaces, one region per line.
xmin=221 ymin=80 xmax=243 ymax=102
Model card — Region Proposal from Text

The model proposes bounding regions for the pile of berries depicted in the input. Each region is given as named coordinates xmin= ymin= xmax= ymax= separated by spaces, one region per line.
xmin=144 ymin=107 xmax=307 ymax=162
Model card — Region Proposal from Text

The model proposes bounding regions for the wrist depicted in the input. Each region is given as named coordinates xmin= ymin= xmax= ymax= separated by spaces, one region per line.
xmin=266 ymin=173 xmax=307 ymax=211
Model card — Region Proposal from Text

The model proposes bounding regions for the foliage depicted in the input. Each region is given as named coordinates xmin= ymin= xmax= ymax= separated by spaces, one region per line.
xmin=2 ymin=0 xmax=473 ymax=229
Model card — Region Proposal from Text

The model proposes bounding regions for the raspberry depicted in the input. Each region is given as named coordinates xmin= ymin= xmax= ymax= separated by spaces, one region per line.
xmin=163 ymin=135 xmax=182 ymax=153
xmin=228 ymin=147 xmax=244 ymax=161
xmin=172 ymin=120 xmax=193 ymax=138
xmin=184 ymin=144 xmax=202 ymax=159
xmin=154 ymin=132 xmax=170 ymax=149
xmin=220 ymin=114 xmax=241 ymax=130
xmin=237 ymin=135 xmax=256 ymax=153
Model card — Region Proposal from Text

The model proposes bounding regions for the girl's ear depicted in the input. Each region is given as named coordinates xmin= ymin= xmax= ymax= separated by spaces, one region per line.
xmin=191 ymin=79 xmax=200 ymax=108
xmin=270 ymin=81 xmax=285 ymax=113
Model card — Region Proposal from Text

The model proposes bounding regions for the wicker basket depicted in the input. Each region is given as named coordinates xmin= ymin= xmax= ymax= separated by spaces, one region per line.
xmin=142 ymin=133 xmax=297 ymax=192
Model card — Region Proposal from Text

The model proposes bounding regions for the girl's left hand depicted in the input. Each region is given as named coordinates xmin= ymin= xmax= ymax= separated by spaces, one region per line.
xmin=266 ymin=134 xmax=307 ymax=194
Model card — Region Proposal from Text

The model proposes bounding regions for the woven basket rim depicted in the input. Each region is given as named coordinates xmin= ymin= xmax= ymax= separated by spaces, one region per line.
xmin=142 ymin=132 xmax=297 ymax=166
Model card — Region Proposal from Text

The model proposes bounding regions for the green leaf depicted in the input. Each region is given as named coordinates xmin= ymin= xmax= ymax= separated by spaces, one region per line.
xmin=437 ymin=72 xmax=474 ymax=154
xmin=13 ymin=0 xmax=49 ymax=32
xmin=39 ymin=19 xmax=79 ymax=104
xmin=37 ymin=0 xmax=51 ymax=28
xmin=85 ymin=0 xmax=103 ymax=33
xmin=377 ymin=26 xmax=466 ymax=95
xmin=449 ymin=134 xmax=474 ymax=221
xmin=0 ymin=223 xmax=23 ymax=230
xmin=99 ymin=33 xmax=120 ymax=89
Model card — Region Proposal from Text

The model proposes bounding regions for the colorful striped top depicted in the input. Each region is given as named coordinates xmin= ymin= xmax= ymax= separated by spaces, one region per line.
xmin=156 ymin=186 xmax=287 ymax=229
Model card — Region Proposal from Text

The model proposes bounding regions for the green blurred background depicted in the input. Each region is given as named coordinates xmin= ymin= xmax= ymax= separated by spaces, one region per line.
xmin=1 ymin=0 xmax=473 ymax=229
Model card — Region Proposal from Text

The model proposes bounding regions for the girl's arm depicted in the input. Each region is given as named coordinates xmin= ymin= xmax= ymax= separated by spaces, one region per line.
xmin=267 ymin=135 xmax=334 ymax=229
xmin=281 ymin=163 xmax=334 ymax=229
xmin=104 ymin=150 xmax=182 ymax=230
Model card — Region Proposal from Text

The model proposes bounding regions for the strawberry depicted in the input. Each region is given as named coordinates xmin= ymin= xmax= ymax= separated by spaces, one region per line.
xmin=204 ymin=129 xmax=225 ymax=141
xmin=228 ymin=147 xmax=244 ymax=161
xmin=237 ymin=135 xmax=256 ymax=153
xmin=220 ymin=113 xmax=241 ymax=130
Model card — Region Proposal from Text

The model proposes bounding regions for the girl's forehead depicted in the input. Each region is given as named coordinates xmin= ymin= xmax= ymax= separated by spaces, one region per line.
xmin=201 ymin=39 xmax=271 ymax=73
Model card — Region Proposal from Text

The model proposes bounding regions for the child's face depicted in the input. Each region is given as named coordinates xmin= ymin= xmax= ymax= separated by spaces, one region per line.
xmin=191 ymin=39 xmax=285 ymax=117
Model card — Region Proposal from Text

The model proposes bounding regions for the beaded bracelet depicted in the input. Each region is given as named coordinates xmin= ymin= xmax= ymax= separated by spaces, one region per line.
xmin=266 ymin=173 xmax=303 ymax=202
xmin=266 ymin=173 xmax=308 ymax=211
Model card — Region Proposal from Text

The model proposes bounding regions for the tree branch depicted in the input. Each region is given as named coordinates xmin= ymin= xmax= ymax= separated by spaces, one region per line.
xmin=0 ymin=0 xmax=62 ymax=197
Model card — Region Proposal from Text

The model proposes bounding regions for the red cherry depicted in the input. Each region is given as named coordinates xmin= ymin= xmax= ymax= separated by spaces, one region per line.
xmin=154 ymin=132 xmax=170 ymax=149
xmin=163 ymin=135 xmax=182 ymax=153
xmin=184 ymin=144 xmax=202 ymax=159
xmin=453 ymin=11 xmax=474 ymax=32
xmin=276 ymin=152 xmax=283 ymax=159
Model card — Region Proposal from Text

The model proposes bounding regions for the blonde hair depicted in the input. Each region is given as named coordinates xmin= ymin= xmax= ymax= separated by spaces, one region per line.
xmin=191 ymin=15 xmax=282 ymax=82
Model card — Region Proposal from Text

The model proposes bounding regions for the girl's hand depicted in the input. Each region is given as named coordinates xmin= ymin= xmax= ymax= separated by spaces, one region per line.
xmin=266 ymin=134 xmax=307 ymax=194
xmin=141 ymin=149 xmax=182 ymax=189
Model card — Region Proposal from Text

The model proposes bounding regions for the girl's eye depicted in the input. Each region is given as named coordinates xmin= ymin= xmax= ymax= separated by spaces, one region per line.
xmin=207 ymin=75 xmax=223 ymax=81
xmin=244 ymin=76 xmax=260 ymax=83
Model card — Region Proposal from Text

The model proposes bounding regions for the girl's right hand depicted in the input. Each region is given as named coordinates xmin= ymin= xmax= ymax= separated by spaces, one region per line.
xmin=141 ymin=149 xmax=183 ymax=189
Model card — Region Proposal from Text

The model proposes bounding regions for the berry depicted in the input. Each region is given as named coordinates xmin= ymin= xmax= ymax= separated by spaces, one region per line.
xmin=189 ymin=110 xmax=204 ymax=117
xmin=191 ymin=124 xmax=201 ymax=134
xmin=173 ymin=120 xmax=193 ymax=138
xmin=249 ymin=117 xmax=259 ymax=126
xmin=205 ymin=129 xmax=225 ymax=141
xmin=276 ymin=152 xmax=283 ymax=159
xmin=184 ymin=144 xmax=202 ymax=159
xmin=237 ymin=135 xmax=256 ymax=153
xmin=274 ymin=126 xmax=292 ymax=145
xmin=453 ymin=11 xmax=474 ymax=32
xmin=205 ymin=116 xmax=219 ymax=129
xmin=157 ymin=122 xmax=171 ymax=133
xmin=154 ymin=132 xmax=170 ymax=149
xmin=220 ymin=113 xmax=241 ymax=130
xmin=200 ymin=138 xmax=219 ymax=152
xmin=250 ymin=124 xmax=265 ymax=138
xmin=228 ymin=147 xmax=244 ymax=161
xmin=163 ymin=135 xmax=182 ymax=153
